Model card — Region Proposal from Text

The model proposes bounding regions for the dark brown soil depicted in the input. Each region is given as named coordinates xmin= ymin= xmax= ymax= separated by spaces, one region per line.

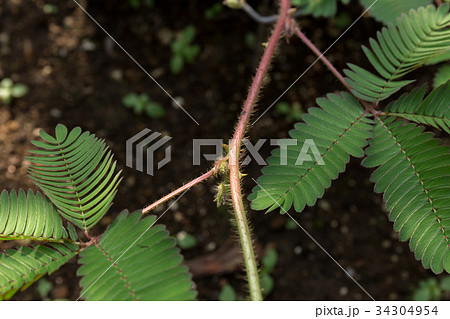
xmin=0 ymin=0 xmax=447 ymax=300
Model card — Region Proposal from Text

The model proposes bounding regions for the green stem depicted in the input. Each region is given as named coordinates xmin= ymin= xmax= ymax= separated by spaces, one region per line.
xmin=229 ymin=0 xmax=291 ymax=301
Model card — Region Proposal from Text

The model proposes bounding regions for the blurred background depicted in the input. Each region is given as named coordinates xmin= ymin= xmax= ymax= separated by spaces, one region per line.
xmin=0 ymin=0 xmax=448 ymax=300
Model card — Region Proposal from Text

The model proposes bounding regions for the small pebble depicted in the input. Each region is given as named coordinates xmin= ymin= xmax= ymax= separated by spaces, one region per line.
xmin=381 ymin=239 xmax=391 ymax=249
xmin=390 ymin=254 xmax=399 ymax=263
xmin=339 ymin=286 xmax=348 ymax=296
xmin=81 ymin=38 xmax=96 ymax=51
xmin=340 ymin=225 xmax=349 ymax=234
xmin=55 ymin=277 xmax=63 ymax=285
xmin=171 ymin=96 xmax=185 ymax=109
xmin=50 ymin=108 xmax=62 ymax=118
xmin=318 ymin=199 xmax=330 ymax=211
xmin=345 ymin=267 xmax=356 ymax=277
xmin=206 ymin=241 xmax=216 ymax=251
xmin=110 ymin=69 xmax=123 ymax=81
xmin=400 ymin=270 xmax=409 ymax=280
xmin=168 ymin=200 xmax=179 ymax=211
xmin=294 ymin=246 xmax=302 ymax=255
xmin=174 ymin=211 xmax=184 ymax=222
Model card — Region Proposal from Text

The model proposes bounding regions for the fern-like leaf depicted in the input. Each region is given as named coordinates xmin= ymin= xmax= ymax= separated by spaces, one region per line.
xmin=345 ymin=4 xmax=450 ymax=102
xmin=249 ymin=92 xmax=373 ymax=213
xmin=78 ymin=211 xmax=196 ymax=301
xmin=0 ymin=242 xmax=79 ymax=300
xmin=384 ymin=82 xmax=450 ymax=133
xmin=26 ymin=124 xmax=122 ymax=231
xmin=291 ymin=0 xmax=350 ymax=17
xmin=434 ymin=65 xmax=450 ymax=88
xmin=360 ymin=0 xmax=433 ymax=25
xmin=0 ymin=189 xmax=70 ymax=242
xmin=362 ymin=117 xmax=450 ymax=273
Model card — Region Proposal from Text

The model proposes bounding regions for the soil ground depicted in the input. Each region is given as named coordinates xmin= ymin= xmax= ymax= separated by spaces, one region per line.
xmin=0 ymin=0 xmax=448 ymax=300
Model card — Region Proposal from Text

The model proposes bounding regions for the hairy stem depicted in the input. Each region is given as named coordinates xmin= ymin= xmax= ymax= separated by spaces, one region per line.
xmin=229 ymin=0 xmax=291 ymax=301
xmin=142 ymin=157 xmax=227 ymax=214
xmin=293 ymin=25 xmax=351 ymax=91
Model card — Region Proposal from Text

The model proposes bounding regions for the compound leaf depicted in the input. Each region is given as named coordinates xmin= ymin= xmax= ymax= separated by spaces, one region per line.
xmin=0 ymin=189 xmax=71 ymax=242
xmin=26 ymin=124 xmax=122 ymax=232
xmin=0 ymin=242 xmax=79 ymax=300
xmin=362 ymin=117 xmax=450 ymax=273
xmin=292 ymin=0 xmax=349 ymax=17
xmin=434 ymin=65 xmax=450 ymax=88
xmin=345 ymin=4 xmax=450 ymax=102
xmin=78 ymin=211 xmax=196 ymax=301
xmin=384 ymin=82 xmax=450 ymax=133
xmin=249 ymin=92 xmax=373 ymax=213
xmin=360 ymin=0 xmax=433 ymax=25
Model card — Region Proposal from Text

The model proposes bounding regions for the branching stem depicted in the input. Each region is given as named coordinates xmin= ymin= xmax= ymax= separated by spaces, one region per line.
xmin=229 ymin=0 xmax=291 ymax=301
xmin=141 ymin=0 xmax=291 ymax=301
xmin=142 ymin=156 xmax=228 ymax=214
xmin=293 ymin=25 xmax=351 ymax=91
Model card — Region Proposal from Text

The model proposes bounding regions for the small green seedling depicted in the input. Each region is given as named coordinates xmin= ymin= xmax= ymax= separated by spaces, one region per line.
xmin=122 ymin=93 xmax=165 ymax=119
xmin=291 ymin=0 xmax=351 ymax=18
xmin=170 ymin=25 xmax=200 ymax=74
xmin=36 ymin=278 xmax=53 ymax=300
xmin=275 ymin=101 xmax=303 ymax=122
xmin=285 ymin=218 xmax=298 ymax=230
xmin=413 ymin=276 xmax=450 ymax=301
xmin=43 ymin=4 xmax=58 ymax=14
xmin=260 ymin=247 xmax=278 ymax=296
xmin=204 ymin=3 xmax=223 ymax=19
xmin=217 ymin=248 xmax=278 ymax=301
xmin=219 ymin=284 xmax=237 ymax=301
xmin=176 ymin=231 xmax=197 ymax=250
xmin=0 ymin=78 xmax=28 ymax=105
xmin=127 ymin=0 xmax=154 ymax=9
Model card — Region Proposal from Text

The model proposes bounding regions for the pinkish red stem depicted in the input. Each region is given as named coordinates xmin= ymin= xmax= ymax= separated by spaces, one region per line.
xmin=142 ymin=156 xmax=227 ymax=214
xmin=228 ymin=0 xmax=291 ymax=301
xmin=293 ymin=25 xmax=352 ymax=91
xmin=141 ymin=0 xmax=291 ymax=300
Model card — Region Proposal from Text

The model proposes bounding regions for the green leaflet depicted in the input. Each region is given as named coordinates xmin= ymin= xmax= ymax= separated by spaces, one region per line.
xmin=77 ymin=211 xmax=197 ymax=301
xmin=434 ymin=65 xmax=450 ymax=88
xmin=249 ymin=92 xmax=373 ymax=213
xmin=360 ymin=0 xmax=433 ymax=25
xmin=291 ymin=0 xmax=350 ymax=17
xmin=362 ymin=117 xmax=450 ymax=274
xmin=26 ymin=124 xmax=122 ymax=231
xmin=0 ymin=189 xmax=69 ymax=242
xmin=0 ymin=242 xmax=79 ymax=300
xmin=384 ymin=82 xmax=450 ymax=133
xmin=345 ymin=4 xmax=450 ymax=102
